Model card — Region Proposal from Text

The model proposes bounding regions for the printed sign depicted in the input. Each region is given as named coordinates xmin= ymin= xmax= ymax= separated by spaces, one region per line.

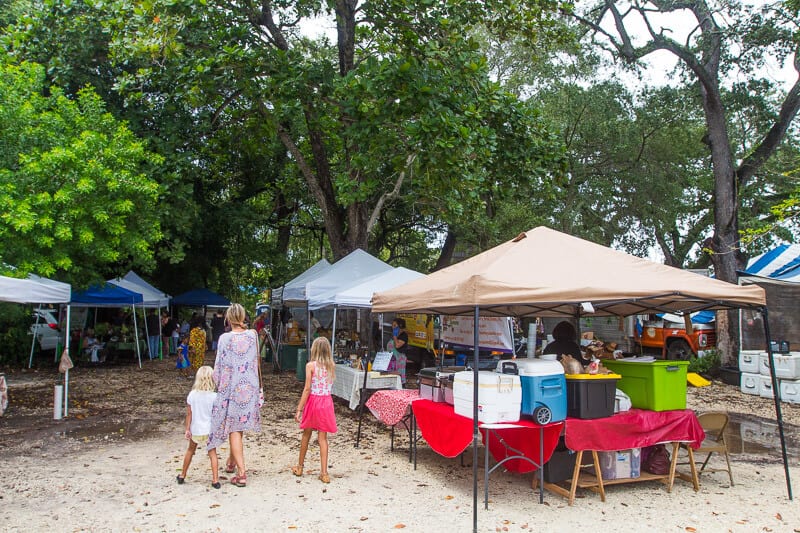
xmin=441 ymin=316 xmax=514 ymax=352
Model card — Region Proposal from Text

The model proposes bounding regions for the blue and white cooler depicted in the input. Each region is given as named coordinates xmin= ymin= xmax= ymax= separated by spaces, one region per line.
xmin=499 ymin=359 xmax=567 ymax=425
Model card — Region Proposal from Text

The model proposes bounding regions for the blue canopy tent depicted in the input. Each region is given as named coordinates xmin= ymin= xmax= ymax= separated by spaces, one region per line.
xmin=71 ymin=283 xmax=145 ymax=368
xmin=171 ymin=288 xmax=230 ymax=308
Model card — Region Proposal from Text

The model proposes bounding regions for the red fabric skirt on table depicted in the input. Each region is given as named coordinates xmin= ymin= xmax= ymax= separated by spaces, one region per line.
xmin=300 ymin=393 xmax=338 ymax=433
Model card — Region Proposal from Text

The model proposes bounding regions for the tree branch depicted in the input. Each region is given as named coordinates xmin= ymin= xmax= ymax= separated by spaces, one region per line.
xmin=366 ymin=153 xmax=416 ymax=233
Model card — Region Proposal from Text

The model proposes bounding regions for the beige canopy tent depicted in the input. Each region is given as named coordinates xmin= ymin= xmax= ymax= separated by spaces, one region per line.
xmin=372 ymin=226 xmax=789 ymax=532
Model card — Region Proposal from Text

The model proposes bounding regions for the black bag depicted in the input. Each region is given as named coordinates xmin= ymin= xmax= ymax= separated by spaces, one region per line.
xmin=642 ymin=444 xmax=671 ymax=475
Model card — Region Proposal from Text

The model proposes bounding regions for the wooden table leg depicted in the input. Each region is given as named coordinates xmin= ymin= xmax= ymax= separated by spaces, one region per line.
xmin=569 ymin=450 xmax=583 ymax=505
xmin=686 ymin=446 xmax=699 ymax=491
xmin=590 ymin=450 xmax=606 ymax=502
xmin=667 ymin=442 xmax=679 ymax=492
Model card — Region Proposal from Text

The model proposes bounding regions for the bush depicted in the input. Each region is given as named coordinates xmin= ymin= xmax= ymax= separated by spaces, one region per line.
xmin=0 ymin=303 xmax=34 ymax=366
xmin=687 ymin=349 xmax=721 ymax=375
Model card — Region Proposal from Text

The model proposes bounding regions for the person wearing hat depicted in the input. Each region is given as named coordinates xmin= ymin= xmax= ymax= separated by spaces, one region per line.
xmin=543 ymin=321 xmax=589 ymax=365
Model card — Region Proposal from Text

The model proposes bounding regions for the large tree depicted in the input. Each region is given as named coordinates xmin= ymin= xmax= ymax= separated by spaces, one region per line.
xmin=0 ymin=59 xmax=162 ymax=286
xmin=100 ymin=0 xmax=566 ymax=262
xmin=573 ymin=0 xmax=800 ymax=362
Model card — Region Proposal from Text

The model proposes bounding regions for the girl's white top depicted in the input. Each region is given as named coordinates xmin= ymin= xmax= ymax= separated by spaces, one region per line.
xmin=186 ymin=390 xmax=218 ymax=436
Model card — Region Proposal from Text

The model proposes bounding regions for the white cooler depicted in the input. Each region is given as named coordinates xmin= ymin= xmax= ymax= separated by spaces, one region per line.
xmin=453 ymin=370 xmax=522 ymax=423
xmin=759 ymin=352 xmax=800 ymax=379
xmin=739 ymin=350 xmax=764 ymax=374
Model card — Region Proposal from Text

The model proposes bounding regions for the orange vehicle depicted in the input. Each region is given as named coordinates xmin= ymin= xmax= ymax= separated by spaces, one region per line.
xmin=634 ymin=312 xmax=716 ymax=360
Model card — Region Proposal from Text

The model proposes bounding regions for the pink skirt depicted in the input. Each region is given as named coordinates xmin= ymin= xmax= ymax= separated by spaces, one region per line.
xmin=300 ymin=393 xmax=338 ymax=433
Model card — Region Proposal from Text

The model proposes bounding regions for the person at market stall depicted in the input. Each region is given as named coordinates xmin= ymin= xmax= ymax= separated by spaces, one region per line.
xmin=210 ymin=310 xmax=226 ymax=351
xmin=188 ymin=317 xmax=207 ymax=374
xmin=543 ymin=321 xmax=589 ymax=365
xmin=207 ymin=303 xmax=262 ymax=488
xmin=146 ymin=309 xmax=161 ymax=360
xmin=309 ymin=311 xmax=322 ymax=338
xmin=388 ymin=318 xmax=408 ymax=385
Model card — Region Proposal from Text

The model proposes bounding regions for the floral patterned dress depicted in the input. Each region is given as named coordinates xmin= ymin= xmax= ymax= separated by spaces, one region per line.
xmin=207 ymin=329 xmax=262 ymax=451
xmin=188 ymin=327 xmax=206 ymax=372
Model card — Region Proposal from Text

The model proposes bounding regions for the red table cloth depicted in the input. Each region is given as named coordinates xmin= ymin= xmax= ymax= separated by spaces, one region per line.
xmin=412 ymin=399 xmax=563 ymax=473
xmin=366 ymin=389 xmax=420 ymax=426
xmin=564 ymin=408 xmax=705 ymax=452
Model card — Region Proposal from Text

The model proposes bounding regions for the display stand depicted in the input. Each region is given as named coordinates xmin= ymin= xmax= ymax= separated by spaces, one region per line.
xmin=539 ymin=443 xmax=699 ymax=505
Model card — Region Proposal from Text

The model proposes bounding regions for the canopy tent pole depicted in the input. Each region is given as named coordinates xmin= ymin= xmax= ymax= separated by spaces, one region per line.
xmin=28 ymin=305 xmax=43 ymax=368
xmin=355 ymin=308 xmax=371 ymax=448
xmin=332 ymin=306 xmax=338 ymax=353
xmin=471 ymin=306 xmax=479 ymax=533
xmin=64 ymin=304 xmax=71 ymax=416
xmin=761 ymin=306 xmax=793 ymax=499
xmin=133 ymin=304 xmax=142 ymax=369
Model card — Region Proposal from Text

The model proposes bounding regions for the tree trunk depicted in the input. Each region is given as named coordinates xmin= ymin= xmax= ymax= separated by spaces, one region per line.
xmin=434 ymin=229 xmax=457 ymax=271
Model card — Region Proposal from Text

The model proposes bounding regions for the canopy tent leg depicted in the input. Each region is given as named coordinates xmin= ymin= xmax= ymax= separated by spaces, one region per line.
xmin=762 ymin=306 xmax=793 ymax=500
xmin=64 ymin=304 xmax=71 ymax=416
xmin=472 ymin=306 xmax=479 ymax=533
xmin=28 ymin=306 xmax=43 ymax=369
xmin=332 ymin=306 xmax=338 ymax=352
xmin=133 ymin=304 xmax=142 ymax=369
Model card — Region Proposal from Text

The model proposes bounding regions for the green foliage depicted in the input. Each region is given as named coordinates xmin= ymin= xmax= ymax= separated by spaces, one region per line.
xmin=0 ymin=59 xmax=163 ymax=286
xmin=0 ymin=303 xmax=33 ymax=366
xmin=688 ymin=349 xmax=721 ymax=375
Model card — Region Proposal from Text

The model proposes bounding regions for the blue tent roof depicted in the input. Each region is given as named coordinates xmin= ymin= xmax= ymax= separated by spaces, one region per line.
xmin=171 ymin=288 xmax=230 ymax=307
xmin=740 ymin=244 xmax=800 ymax=283
xmin=71 ymin=283 xmax=144 ymax=306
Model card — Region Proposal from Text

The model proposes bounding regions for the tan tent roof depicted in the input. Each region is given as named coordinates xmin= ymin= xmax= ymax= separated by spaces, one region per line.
xmin=372 ymin=227 xmax=766 ymax=317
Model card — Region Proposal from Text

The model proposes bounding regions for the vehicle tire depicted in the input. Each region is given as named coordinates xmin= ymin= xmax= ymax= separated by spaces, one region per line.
xmin=533 ymin=406 xmax=552 ymax=425
xmin=666 ymin=340 xmax=693 ymax=360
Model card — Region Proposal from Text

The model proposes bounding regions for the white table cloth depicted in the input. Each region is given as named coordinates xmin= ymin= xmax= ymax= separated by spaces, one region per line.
xmin=332 ymin=364 xmax=403 ymax=409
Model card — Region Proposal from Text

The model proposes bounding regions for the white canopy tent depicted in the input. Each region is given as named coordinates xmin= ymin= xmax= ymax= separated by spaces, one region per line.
xmin=109 ymin=273 xmax=171 ymax=350
xmin=308 ymin=266 xmax=424 ymax=310
xmin=0 ymin=273 xmax=73 ymax=416
xmin=279 ymin=259 xmax=332 ymax=306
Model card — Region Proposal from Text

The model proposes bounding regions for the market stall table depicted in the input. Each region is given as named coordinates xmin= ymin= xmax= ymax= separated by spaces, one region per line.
xmin=332 ymin=364 xmax=403 ymax=409
xmin=365 ymin=389 xmax=420 ymax=461
xmin=412 ymin=399 xmax=563 ymax=505
xmin=543 ymin=408 xmax=705 ymax=505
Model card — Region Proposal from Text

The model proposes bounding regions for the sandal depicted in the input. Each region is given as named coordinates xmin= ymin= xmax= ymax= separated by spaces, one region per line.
xmin=211 ymin=481 xmax=221 ymax=489
xmin=291 ymin=465 xmax=303 ymax=477
xmin=225 ymin=461 xmax=236 ymax=474
xmin=230 ymin=474 xmax=247 ymax=487
xmin=318 ymin=473 xmax=330 ymax=484
xmin=176 ymin=475 xmax=185 ymax=485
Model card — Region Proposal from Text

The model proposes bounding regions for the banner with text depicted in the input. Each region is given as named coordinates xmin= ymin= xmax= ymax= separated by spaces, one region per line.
xmin=441 ymin=316 xmax=514 ymax=353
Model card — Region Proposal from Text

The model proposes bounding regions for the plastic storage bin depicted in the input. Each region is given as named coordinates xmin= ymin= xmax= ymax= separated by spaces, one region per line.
xmin=740 ymin=372 xmax=760 ymax=395
xmin=759 ymin=352 xmax=800 ymax=379
xmin=601 ymin=360 xmax=688 ymax=411
xmin=544 ymin=438 xmax=576 ymax=483
xmin=598 ymin=448 xmax=641 ymax=480
xmin=512 ymin=359 xmax=567 ymax=424
xmin=739 ymin=350 xmax=763 ymax=374
xmin=565 ymin=373 xmax=621 ymax=419
xmin=453 ymin=370 xmax=521 ymax=423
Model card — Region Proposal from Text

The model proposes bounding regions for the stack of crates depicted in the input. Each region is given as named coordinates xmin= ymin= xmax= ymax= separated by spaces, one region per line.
xmin=739 ymin=350 xmax=800 ymax=403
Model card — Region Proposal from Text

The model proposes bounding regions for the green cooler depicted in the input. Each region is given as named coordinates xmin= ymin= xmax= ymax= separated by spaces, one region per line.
xmin=602 ymin=359 xmax=689 ymax=411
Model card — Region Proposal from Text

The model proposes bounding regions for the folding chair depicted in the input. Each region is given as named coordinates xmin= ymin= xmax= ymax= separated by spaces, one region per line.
xmin=682 ymin=411 xmax=734 ymax=486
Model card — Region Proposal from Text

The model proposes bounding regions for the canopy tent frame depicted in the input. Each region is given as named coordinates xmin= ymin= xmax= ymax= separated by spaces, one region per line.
xmin=371 ymin=226 xmax=790 ymax=533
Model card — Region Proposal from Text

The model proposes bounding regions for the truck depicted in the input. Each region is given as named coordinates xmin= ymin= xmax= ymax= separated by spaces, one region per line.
xmin=633 ymin=311 xmax=716 ymax=360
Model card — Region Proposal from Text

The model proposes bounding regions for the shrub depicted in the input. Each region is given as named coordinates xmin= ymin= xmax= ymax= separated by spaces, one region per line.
xmin=688 ymin=349 xmax=721 ymax=375
xmin=0 ymin=303 xmax=34 ymax=366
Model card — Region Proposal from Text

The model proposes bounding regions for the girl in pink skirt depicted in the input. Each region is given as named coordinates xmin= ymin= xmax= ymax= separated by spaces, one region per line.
xmin=292 ymin=336 xmax=337 ymax=483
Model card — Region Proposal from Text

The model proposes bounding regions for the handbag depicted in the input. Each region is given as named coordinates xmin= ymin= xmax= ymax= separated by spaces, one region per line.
xmin=642 ymin=444 xmax=671 ymax=475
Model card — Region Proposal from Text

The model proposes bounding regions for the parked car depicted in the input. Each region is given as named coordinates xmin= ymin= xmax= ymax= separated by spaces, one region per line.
xmin=30 ymin=309 xmax=61 ymax=351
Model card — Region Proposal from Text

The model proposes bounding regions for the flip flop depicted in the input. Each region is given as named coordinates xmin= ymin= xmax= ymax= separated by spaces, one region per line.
xmin=225 ymin=462 xmax=236 ymax=474
xmin=291 ymin=465 xmax=303 ymax=477
xmin=318 ymin=473 xmax=330 ymax=484
xmin=211 ymin=482 xmax=221 ymax=489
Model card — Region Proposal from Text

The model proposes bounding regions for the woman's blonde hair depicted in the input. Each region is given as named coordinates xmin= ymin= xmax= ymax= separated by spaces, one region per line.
xmin=192 ymin=365 xmax=216 ymax=392
xmin=225 ymin=303 xmax=246 ymax=328
xmin=310 ymin=336 xmax=335 ymax=381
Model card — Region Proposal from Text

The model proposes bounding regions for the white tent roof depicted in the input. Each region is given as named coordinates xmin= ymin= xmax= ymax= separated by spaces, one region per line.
xmin=281 ymin=259 xmax=332 ymax=306
xmin=108 ymin=277 xmax=169 ymax=307
xmin=0 ymin=273 xmax=71 ymax=304
xmin=303 ymin=249 xmax=393 ymax=305
xmin=122 ymin=271 xmax=171 ymax=302
xmin=308 ymin=266 xmax=424 ymax=310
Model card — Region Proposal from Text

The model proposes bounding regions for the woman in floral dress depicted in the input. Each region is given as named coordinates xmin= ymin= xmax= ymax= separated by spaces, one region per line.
xmin=207 ymin=303 xmax=262 ymax=487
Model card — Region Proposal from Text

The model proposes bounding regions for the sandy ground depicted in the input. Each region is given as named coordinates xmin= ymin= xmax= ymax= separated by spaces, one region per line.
xmin=1 ymin=355 xmax=800 ymax=532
